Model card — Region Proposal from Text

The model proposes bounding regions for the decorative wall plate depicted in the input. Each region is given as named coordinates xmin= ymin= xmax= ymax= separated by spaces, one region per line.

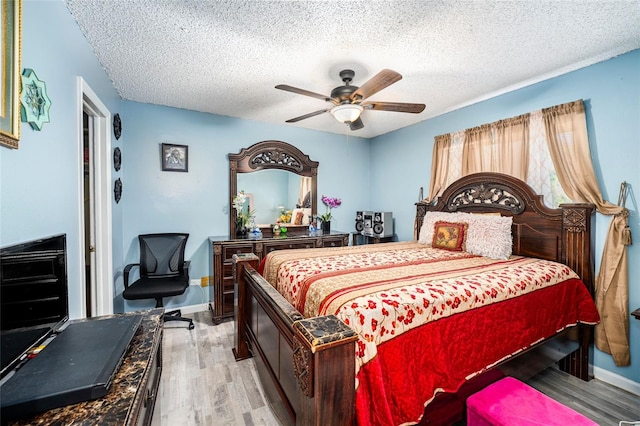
xmin=113 ymin=113 xmax=122 ymax=140
xmin=20 ymin=68 xmax=52 ymax=131
xmin=114 ymin=178 xmax=123 ymax=203
xmin=113 ymin=147 xmax=122 ymax=171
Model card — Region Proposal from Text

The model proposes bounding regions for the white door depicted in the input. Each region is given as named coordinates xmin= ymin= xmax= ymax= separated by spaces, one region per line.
xmin=77 ymin=78 xmax=113 ymax=318
xmin=83 ymin=111 xmax=97 ymax=316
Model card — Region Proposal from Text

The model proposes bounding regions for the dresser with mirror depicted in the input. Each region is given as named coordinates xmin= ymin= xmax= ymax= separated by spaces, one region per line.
xmin=209 ymin=140 xmax=349 ymax=324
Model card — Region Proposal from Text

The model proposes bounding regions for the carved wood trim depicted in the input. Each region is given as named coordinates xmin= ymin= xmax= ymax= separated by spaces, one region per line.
xmin=249 ymin=148 xmax=303 ymax=172
xmin=230 ymin=140 xmax=318 ymax=176
xmin=292 ymin=335 xmax=314 ymax=397
xmin=563 ymin=208 xmax=587 ymax=233
xmin=449 ymin=183 xmax=524 ymax=213
xmin=229 ymin=140 xmax=319 ymax=237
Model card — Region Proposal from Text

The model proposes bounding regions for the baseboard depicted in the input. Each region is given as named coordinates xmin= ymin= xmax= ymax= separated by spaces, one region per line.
xmin=174 ymin=303 xmax=209 ymax=315
xmin=594 ymin=366 xmax=640 ymax=396
xmin=172 ymin=282 xmax=209 ymax=316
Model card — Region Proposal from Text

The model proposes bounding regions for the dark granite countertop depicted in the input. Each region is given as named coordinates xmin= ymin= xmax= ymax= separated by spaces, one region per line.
xmin=8 ymin=309 xmax=163 ymax=426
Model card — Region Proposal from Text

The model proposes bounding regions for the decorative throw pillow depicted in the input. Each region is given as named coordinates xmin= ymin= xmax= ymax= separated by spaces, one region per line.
xmin=291 ymin=208 xmax=311 ymax=225
xmin=432 ymin=221 xmax=467 ymax=251
xmin=294 ymin=211 xmax=304 ymax=225
xmin=419 ymin=211 xmax=513 ymax=260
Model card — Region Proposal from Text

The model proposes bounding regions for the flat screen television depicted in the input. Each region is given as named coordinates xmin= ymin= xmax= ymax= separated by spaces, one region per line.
xmin=0 ymin=234 xmax=69 ymax=378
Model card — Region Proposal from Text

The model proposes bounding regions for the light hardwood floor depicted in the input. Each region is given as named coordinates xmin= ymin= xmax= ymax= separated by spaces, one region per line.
xmin=151 ymin=311 xmax=280 ymax=426
xmin=152 ymin=311 xmax=639 ymax=425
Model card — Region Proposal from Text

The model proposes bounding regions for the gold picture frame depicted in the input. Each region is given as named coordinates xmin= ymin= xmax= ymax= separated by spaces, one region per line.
xmin=1 ymin=0 xmax=22 ymax=149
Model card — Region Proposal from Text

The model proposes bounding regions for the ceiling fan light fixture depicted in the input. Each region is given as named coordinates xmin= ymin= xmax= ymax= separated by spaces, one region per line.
xmin=330 ymin=104 xmax=363 ymax=123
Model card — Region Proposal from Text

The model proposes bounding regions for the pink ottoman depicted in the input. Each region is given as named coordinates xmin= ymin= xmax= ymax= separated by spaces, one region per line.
xmin=466 ymin=377 xmax=598 ymax=426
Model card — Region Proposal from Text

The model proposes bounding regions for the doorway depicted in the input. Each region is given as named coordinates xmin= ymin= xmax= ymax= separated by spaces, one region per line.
xmin=83 ymin=111 xmax=95 ymax=316
xmin=77 ymin=78 xmax=113 ymax=318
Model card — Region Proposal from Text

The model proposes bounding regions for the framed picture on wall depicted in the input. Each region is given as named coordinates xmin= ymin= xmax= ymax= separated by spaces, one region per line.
xmin=161 ymin=143 xmax=189 ymax=172
xmin=0 ymin=0 xmax=22 ymax=149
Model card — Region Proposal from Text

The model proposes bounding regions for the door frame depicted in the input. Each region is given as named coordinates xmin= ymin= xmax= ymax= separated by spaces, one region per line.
xmin=76 ymin=77 xmax=113 ymax=317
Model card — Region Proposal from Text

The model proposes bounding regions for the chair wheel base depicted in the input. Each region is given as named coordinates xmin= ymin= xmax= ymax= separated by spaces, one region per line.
xmin=163 ymin=309 xmax=194 ymax=329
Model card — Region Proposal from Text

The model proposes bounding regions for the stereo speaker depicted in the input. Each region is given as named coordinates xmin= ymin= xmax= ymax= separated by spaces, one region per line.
xmin=366 ymin=211 xmax=393 ymax=238
xmin=355 ymin=211 xmax=372 ymax=233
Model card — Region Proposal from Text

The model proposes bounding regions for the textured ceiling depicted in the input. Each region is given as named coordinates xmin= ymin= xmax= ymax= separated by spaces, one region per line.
xmin=65 ymin=0 xmax=640 ymax=138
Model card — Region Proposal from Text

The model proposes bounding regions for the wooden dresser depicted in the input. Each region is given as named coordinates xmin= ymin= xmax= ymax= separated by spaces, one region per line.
xmin=209 ymin=231 xmax=349 ymax=324
xmin=9 ymin=309 xmax=164 ymax=426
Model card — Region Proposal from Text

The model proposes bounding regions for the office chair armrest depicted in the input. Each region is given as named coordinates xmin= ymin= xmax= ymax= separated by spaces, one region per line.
xmin=182 ymin=261 xmax=191 ymax=279
xmin=123 ymin=263 xmax=140 ymax=289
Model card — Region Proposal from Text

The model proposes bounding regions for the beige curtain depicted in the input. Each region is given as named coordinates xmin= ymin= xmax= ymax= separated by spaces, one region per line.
xmin=462 ymin=124 xmax=493 ymax=175
xmin=526 ymin=110 xmax=557 ymax=206
xmin=461 ymin=115 xmax=530 ymax=180
xmin=299 ymin=176 xmax=312 ymax=207
xmin=427 ymin=134 xmax=451 ymax=202
xmin=542 ymin=99 xmax=631 ymax=366
xmin=494 ymin=114 xmax=530 ymax=181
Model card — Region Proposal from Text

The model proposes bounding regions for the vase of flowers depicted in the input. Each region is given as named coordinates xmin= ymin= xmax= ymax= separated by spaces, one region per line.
xmin=319 ymin=195 xmax=341 ymax=234
xmin=232 ymin=191 xmax=255 ymax=237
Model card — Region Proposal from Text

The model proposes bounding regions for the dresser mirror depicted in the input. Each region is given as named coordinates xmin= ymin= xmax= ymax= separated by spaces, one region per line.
xmin=229 ymin=140 xmax=318 ymax=237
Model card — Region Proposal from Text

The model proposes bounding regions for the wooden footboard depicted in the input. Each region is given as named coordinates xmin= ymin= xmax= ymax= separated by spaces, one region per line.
xmin=233 ymin=173 xmax=597 ymax=426
xmin=233 ymin=254 xmax=357 ymax=425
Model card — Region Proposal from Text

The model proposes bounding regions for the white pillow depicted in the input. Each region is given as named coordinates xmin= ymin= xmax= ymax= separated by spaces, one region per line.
xmin=290 ymin=208 xmax=311 ymax=225
xmin=418 ymin=211 xmax=513 ymax=260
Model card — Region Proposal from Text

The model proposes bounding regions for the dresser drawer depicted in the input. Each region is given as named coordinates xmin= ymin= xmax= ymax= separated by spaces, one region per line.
xmin=322 ymin=237 xmax=345 ymax=248
xmin=222 ymin=243 xmax=255 ymax=261
xmin=264 ymin=240 xmax=317 ymax=254
xmin=222 ymin=266 xmax=235 ymax=290
xmin=135 ymin=334 xmax=162 ymax=426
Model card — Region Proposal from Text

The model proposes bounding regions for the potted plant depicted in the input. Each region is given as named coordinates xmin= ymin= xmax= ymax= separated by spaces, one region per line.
xmin=319 ymin=195 xmax=341 ymax=234
xmin=232 ymin=191 xmax=255 ymax=237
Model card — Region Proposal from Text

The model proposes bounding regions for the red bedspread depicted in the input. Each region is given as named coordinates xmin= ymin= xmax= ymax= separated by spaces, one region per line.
xmin=262 ymin=243 xmax=600 ymax=425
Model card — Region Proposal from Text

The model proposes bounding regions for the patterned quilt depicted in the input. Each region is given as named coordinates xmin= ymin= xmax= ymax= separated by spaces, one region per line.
xmin=262 ymin=242 xmax=600 ymax=425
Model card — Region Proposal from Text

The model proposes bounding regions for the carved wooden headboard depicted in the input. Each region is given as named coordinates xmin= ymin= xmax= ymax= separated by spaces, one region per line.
xmin=415 ymin=173 xmax=595 ymax=294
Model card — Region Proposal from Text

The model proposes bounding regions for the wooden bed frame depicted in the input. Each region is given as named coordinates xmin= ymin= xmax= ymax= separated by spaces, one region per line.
xmin=232 ymin=172 xmax=595 ymax=426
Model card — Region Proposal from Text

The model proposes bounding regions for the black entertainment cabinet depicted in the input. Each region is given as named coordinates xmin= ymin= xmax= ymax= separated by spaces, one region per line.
xmin=1 ymin=234 xmax=163 ymax=425
xmin=1 ymin=234 xmax=69 ymax=377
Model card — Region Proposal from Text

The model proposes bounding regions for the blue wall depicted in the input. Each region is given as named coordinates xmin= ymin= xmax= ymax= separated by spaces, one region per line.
xmin=118 ymin=102 xmax=370 ymax=311
xmin=0 ymin=1 xmax=123 ymax=319
xmin=1 ymin=1 xmax=637 ymax=385
xmin=371 ymin=50 xmax=640 ymax=383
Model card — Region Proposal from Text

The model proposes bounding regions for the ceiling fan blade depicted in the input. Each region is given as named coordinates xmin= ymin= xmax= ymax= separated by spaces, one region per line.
xmin=348 ymin=117 xmax=364 ymax=131
xmin=349 ymin=69 xmax=402 ymax=102
xmin=285 ymin=108 xmax=330 ymax=123
xmin=362 ymin=101 xmax=426 ymax=114
xmin=276 ymin=84 xmax=336 ymax=103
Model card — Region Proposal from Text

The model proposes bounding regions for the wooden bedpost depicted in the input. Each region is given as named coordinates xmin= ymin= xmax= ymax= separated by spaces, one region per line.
xmin=293 ymin=317 xmax=358 ymax=425
xmin=560 ymin=203 xmax=595 ymax=296
xmin=559 ymin=203 xmax=596 ymax=380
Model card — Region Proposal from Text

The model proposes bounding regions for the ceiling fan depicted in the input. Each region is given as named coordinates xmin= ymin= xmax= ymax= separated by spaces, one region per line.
xmin=275 ymin=69 xmax=426 ymax=131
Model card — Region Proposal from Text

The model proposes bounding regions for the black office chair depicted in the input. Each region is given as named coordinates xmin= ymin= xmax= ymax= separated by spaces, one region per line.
xmin=123 ymin=233 xmax=194 ymax=329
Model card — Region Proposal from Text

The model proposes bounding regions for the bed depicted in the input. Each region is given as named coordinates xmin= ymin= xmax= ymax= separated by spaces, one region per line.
xmin=232 ymin=172 xmax=599 ymax=426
